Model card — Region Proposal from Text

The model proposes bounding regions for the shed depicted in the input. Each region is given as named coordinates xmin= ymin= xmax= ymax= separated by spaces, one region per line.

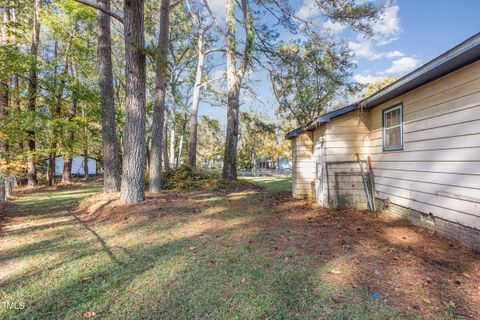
xmin=54 ymin=156 xmax=97 ymax=177
xmin=287 ymin=33 xmax=480 ymax=251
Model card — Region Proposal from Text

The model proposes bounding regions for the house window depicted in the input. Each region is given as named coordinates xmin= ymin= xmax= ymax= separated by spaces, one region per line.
xmin=383 ymin=104 xmax=403 ymax=150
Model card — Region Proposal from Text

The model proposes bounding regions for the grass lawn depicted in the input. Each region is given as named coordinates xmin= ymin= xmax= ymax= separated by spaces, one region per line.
xmin=1 ymin=180 xmax=478 ymax=319
xmin=240 ymin=176 xmax=292 ymax=192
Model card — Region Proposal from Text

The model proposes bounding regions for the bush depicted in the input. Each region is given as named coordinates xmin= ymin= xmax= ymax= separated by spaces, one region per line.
xmin=161 ymin=166 xmax=226 ymax=190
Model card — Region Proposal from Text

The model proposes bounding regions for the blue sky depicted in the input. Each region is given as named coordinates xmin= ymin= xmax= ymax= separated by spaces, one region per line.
xmin=198 ymin=0 xmax=480 ymax=124
xmin=351 ymin=0 xmax=480 ymax=83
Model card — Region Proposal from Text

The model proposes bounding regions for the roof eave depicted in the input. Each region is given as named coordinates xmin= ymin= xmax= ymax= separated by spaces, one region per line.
xmin=285 ymin=104 xmax=357 ymax=140
xmin=362 ymin=32 xmax=480 ymax=109
xmin=286 ymin=32 xmax=480 ymax=141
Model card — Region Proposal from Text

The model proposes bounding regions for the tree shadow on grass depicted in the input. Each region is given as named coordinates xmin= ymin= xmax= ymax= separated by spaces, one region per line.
xmin=2 ymin=221 xmax=332 ymax=319
xmin=2 ymin=186 xmax=479 ymax=319
xmin=2 ymin=219 xmax=76 ymax=238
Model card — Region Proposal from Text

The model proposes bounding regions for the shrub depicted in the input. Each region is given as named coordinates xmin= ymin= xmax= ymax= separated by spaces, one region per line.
xmin=161 ymin=166 xmax=226 ymax=190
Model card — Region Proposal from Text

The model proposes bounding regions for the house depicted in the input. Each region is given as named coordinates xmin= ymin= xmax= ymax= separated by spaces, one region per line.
xmin=286 ymin=33 xmax=480 ymax=251
xmin=256 ymin=157 xmax=292 ymax=170
xmin=54 ymin=155 xmax=97 ymax=177
xmin=256 ymin=158 xmax=277 ymax=170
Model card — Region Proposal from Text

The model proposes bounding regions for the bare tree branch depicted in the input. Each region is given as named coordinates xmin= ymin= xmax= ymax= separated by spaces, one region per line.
xmin=200 ymin=75 xmax=226 ymax=88
xmin=201 ymin=0 xmax=226 ymax=36
xmin=73 ymin=0 xmax=124 ymax=24
xmin=204 ymin=48 xmax=225 ymax=55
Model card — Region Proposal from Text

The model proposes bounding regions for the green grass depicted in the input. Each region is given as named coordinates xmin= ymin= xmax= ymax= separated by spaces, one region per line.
xmin=240 ymin=176 xmax=292 ymax=192
xmin=0 ymin=180 xmax=460 ymax=319
xmin=13 ymin=184 xmax=102 ymax=212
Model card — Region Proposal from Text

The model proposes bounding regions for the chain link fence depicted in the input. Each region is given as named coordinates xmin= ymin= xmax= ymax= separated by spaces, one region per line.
xmin=325 ymin=160 xmax=374 ymax=210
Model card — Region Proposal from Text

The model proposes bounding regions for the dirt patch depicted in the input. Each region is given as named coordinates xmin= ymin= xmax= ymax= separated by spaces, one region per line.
xmin=77 ymin=182 xmax=261 ymax=224
xmin=270 ymin=202 xmax=480 ymax=318
xmin=80 ymin=193 xmax=199 ymax=224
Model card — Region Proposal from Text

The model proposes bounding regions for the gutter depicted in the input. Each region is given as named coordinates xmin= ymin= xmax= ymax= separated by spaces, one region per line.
xmin=285 ymin=104 xmax=357 ymax=140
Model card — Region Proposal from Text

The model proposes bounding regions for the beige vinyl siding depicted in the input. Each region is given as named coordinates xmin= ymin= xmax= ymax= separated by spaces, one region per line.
xmin=292 ymin=131 xmax=315 ymax=199
xmin=369 ymin=60 xmax=480 ymax=229
xmin=324 ymin=111 xmax=370 ymax=162
xmin=309 ymin=111 xmax=370 ymax=205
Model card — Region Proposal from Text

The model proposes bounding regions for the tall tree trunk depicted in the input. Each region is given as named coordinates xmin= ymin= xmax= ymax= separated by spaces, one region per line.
xmin=10 ymin=6 xmax=19 ymax=112
xmin=223 ymin=85 xmax=241 ymax=179
xmin=0 ymin=177 xmax=5 ymax=202
xmin=11 ymin=8 xmax=24 ymax=184
xmin=0 ymin=6 xmax=10 ymax=156
xmin=61 ymin=119 xmax=74 ymax=183
xmin=148 ymin=0 xmax=170 ymax=193
xmin=170 ymin=125 xmax=175 ymax=168
xmin=145 ymin=134 xmax=151 ymax=172
xmin=176 ymin=133 xmax=183 ymax=168
xmin=14 ymin=75 xmax=24 ymax=154
xmin=120 ymin=0 xmax=147 ymax=203
xmin=81 ymin=107 xmax=89 ymax=180
xmin=276 ymin=156 xmax=280 ymax=176
xmin=62 ymin=156 xmax=72 ymax=181
xmin=48 ymin=150 xmax=56 ymax=186
xmin=222 ymin=0 xmax=252 ymax=180
xmin=11 ymin=6 xmax=20 ymax=113
xmin=62 ymin=62 xmax=78 ymax=184
xmin=5 ymin=175 xmax=12 ymax=198
xmin=162 ymin=113 xmax=169 ymax=170
xmin=98 ymin=0 xmax=120 ymax=192
xmin=188 ymin=32 xmax=205 ymax=168
xmin=252 ymin=149 xmax=257 ymax=176
xmin=49 ymin=40 xmax=66 ymax=187
xmin=13 ymin=75 xmax=20 ymax=111
xmin=83 ymin=149 xmax=89 ymax=179
xmin=49 ymin=40 xmax=59 ymax=188
xmin=223 ymin=0 xmax=240 ymax=180
xmin=27 ymin=0 xmax=41 ymax=187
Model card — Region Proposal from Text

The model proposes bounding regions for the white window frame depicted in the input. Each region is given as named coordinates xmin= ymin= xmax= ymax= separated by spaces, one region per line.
xmin=383 ymin=104 xmax=403 ymax=151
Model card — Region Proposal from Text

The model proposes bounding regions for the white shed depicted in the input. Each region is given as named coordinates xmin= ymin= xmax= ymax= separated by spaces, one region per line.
xmin=55 ymin=156 xmax=97 ymax=177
